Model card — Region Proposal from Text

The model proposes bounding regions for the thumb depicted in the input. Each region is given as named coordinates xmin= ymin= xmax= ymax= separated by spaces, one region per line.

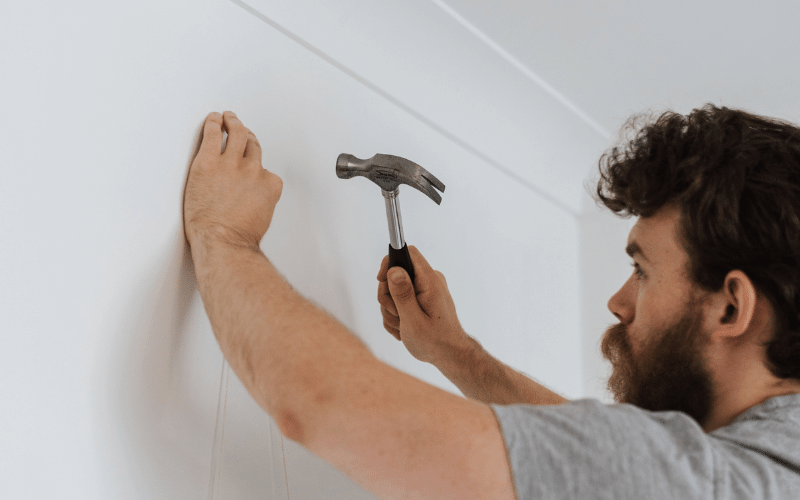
xmin=387 ymin=267 xmax=423 ymax=317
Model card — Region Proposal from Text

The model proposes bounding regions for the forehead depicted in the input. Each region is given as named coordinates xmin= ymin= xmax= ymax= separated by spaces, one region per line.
xmin=628 ymin=204 xmax=688 ymax=269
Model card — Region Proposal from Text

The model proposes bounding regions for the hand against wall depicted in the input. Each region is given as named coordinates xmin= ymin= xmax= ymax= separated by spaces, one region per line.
xmin=183 ymin=111 xmax=283 ymax=251
xmin=377 ymin=246 xmax=469 ymax=367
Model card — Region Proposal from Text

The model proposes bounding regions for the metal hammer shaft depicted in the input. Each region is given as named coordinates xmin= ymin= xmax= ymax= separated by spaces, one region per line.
xmin=382 ymin=189 xmax=405 ymax=250
xmin=335 ymin=153 xmax=445 ymax=283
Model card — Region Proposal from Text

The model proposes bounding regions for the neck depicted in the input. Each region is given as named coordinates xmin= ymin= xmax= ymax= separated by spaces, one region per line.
xmin=703 ymin=358 xmax=800 ymax=432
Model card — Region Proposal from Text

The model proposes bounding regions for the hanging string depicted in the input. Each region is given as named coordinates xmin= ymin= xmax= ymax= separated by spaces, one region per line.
xmin=280 ymin=429 xmax=290 ymax=499
xmin=208 ymin=356 xmax=291 ymax=499
xmin=207 ymin=357 xmax=231 ymax=500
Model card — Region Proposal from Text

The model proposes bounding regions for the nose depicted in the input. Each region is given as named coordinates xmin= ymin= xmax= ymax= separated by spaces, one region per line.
xmin=608 ymin=275 xmax=636 ymax=324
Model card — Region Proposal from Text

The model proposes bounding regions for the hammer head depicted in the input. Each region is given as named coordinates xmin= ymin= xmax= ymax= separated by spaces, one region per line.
xmin=336 ymin=153 xmax=445 ymax=204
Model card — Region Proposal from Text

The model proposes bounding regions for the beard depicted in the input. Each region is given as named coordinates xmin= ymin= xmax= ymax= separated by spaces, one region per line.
xmin=600 ymin=303 xmax=714 ymax=424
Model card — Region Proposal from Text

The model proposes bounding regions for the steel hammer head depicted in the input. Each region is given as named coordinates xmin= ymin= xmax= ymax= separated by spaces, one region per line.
xmin=336 ymin=153 xmax=445 ymax=204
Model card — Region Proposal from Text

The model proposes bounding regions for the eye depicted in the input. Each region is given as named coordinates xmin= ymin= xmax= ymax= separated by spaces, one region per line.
xmin=630 ymin=262 xmax=646 ymax=280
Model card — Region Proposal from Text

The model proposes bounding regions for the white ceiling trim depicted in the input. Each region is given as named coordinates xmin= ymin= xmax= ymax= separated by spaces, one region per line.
xmin=431 ymin=0 xmax=610 ymax=140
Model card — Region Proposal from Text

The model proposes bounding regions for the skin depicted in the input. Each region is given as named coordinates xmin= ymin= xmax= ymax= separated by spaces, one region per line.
xmin=380 ymin=204 xmax=800 ymax=432
xmin=184 ymin=111 xmax=516 ymax=500
xmin=185 ymin=111 xmax=800 ymax=497
xmin=376 ymin=249 xmax=567 ymax=406
xmin=601 ymin=286 xmax=715 ymax=423
xmin=604 ymin=204 xmax=800 ymax=431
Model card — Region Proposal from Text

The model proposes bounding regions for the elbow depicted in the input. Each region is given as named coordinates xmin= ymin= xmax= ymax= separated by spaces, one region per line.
xmin=270 ymin=376 xmax=348 ymax=448
xmin=275 ymin=407 xmax=307 ymax=444
xmin=260 ymin=384 xmax=312 ymax=445
xmin=269 ymin=378 xmax=334 ymax=446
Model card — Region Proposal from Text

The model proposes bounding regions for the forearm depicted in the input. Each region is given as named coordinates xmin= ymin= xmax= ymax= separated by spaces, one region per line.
xmin=190 ymin=237 xmax=374 ymax=432
xmin=437 ymin=335 xmax=568 ymax=406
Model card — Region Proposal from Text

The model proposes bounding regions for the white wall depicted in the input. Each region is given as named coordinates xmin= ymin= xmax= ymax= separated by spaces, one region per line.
xmin=578 ymin=198 xmax=636 ymax=401
xmin=1 ymin=0 xmax=608 ymax=498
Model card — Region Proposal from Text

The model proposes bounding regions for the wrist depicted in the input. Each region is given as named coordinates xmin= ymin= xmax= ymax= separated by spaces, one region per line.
xmin=187 ymin=227 xmax=264 ymax=278
xmin=188 ymin=226 xmax=261 ymax=256
xmin=435 ymin=333 xmax=484 ymax=381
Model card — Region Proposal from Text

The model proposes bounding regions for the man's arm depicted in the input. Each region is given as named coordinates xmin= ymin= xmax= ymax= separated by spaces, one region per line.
xmin=377 ymin=248 xmax=568 ymax=406
xmin=184 ymin=111 xmax=516 ymax=500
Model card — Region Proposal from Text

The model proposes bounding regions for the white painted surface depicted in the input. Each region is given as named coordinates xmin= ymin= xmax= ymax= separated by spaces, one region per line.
xmin=234 ymin=0 xmax=609 ymax=213
xmin=1 ymin=0 xmax=598 ymax=498
xmin=578 ymin=203 xmax=636 ymax=401
xmin=443 ymin=0 xmax=800 ymax=134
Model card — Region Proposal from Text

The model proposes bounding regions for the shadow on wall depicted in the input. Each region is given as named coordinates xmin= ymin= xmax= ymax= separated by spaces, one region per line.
xmin=94 ymin=122 xmax=224 ymax=497
xmin=97 ymin=227 xmax=213 ymax=497
xmin=93 ymin=117 xmax=364 ymax=497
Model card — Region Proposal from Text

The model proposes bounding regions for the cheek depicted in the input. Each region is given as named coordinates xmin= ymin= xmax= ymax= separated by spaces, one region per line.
xmin=629 ymin=298 xmax=661 ymax=355
xmin=627 ymin=328 xmax=644 ymax=357
xmin=633 ymin=279 xmax=666 ymax=322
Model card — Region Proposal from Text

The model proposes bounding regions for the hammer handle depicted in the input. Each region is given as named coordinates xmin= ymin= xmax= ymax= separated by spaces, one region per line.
xmin=388 ymin=243 xmax=415 ymax=283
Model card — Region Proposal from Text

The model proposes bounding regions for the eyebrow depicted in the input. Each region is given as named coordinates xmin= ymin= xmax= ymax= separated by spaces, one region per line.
xmin=626 ymin=241 xmax=650 ymax=262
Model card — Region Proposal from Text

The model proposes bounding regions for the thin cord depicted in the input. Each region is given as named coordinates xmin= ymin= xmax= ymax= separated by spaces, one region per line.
xmin=280 ymin=432 xmax=290 ymax=499
xmin=207 ymin=358 xmax=231 ymax=500
xmin=209 ymin=358 xmax=291 ymax=498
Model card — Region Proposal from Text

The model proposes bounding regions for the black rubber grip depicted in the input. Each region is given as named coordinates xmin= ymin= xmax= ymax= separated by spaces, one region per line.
xmin=388 ymin=243 xmax=415 ymax=283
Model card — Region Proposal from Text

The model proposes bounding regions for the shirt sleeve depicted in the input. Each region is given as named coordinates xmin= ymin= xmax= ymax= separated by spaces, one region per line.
xmin=491 ymin=399 xmax=715 ymax=500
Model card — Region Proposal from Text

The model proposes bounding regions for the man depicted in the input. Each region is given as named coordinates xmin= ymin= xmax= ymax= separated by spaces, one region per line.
xmin=183 ymin=106 xmax=800 ymax=499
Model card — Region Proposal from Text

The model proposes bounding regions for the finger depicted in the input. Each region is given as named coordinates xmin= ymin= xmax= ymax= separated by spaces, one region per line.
xmin=383 ymin=319 xmax=401 ymax=340
xmin=243 ymin=130 xmax=262 ymax=161
xmin=382 ymin=315 xmax=400 ymax=336
xmin=378 ymin=281 xmax=398 ymax=316
xmin=435 ymin=270 xmax=448 ymax=288
xmin=406 ymin=246 xmax=440 ymax=293
xmin=377 ymin=255 xmax=389 ymax=281
xmin=198 ymin=112 xmax=224 ymax=157
xmin=381 ymin=306 xmax=399 ymax=325
xmin=222 ymin=111 xmax=248 ymax=157
xmin=387 ymin=266 xmax=425 ymax=319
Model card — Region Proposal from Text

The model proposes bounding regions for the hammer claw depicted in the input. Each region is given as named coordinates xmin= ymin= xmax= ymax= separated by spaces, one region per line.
xmin=416 ymin=180 xmax=443 ymax=205
xmin=338 ymin=153 xmax=445 ymax=204
xmin=337 ymin=152 xmax=445 ymax=279
xmin=422 ymin=171 xmax=445 ymax=193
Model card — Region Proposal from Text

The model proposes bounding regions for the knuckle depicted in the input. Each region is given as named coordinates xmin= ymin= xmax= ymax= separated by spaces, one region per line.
xmin=269 ymin=174 xmax=284 ymax=195
xmin=380 ymin=304 xmax=398 ymax=319
xmin=392 ymin=281 xmax=415 ymax=301
xmin=377 ymin=288 xmax=393 ymax=304
xmin=383 ymin=320 xmax=398 ymax=335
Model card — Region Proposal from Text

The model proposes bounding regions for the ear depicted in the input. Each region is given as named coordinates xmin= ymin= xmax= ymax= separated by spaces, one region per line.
xmin=705 ymin=270 xmax=757 ymax=339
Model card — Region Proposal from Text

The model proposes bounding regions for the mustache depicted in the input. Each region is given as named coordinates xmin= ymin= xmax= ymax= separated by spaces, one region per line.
xmin=600 ymin=322 xmax=637 ymax=403
xmin=600 ymin=323 xmax=632 ymax=365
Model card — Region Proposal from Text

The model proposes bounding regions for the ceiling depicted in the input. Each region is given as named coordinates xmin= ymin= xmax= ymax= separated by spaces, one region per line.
xmin=443 ymin=0 xmax=800 ymax=139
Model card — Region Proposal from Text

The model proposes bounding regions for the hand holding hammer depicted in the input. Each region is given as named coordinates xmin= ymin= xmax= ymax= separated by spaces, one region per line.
xmin=336 ymin=153 xmax=445 ymax=283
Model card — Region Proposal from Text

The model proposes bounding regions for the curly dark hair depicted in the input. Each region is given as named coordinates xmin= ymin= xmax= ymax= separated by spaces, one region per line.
xmin=595 ymin=104 xmax=800 ymax=381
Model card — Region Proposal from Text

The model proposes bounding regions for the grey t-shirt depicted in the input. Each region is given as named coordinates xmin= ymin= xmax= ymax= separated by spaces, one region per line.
xmin=491 ymin=394 xmax=800 ymax=499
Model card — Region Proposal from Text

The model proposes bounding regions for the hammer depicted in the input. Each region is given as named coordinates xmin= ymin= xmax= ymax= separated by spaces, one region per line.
xmin=336 ymin=153 xmax=445 ymax=283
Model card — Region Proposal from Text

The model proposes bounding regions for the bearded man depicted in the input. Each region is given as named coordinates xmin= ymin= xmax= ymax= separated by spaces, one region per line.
xmin=184 ymin=105 xmax=800 ymax=500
